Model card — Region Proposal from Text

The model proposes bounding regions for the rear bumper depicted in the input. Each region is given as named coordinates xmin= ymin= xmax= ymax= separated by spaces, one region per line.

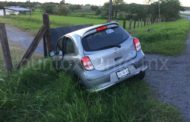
xmin=78 ymin=50 xmax=148 ymax=92
xmin=88 ymin=65 xmax=147 ymax=92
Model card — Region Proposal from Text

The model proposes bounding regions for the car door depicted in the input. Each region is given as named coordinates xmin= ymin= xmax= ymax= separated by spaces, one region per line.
xmin=61 ymin=37 xmax=77 ymax=71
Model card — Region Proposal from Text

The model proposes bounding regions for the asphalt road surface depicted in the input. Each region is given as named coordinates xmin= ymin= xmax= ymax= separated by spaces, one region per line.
xmin=145 ymin=35 xmax=190 ymax=122
xmin=6 ymin=25 xmax=44 ymax=53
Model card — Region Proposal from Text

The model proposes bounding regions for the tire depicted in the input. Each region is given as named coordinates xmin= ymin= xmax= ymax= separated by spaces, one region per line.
xmin=72 ymin=74 xmax=86 ymax=90
xmin=136 ymin=71 xmax=146 ymax=80
xmin=53 ymin=60 xmax=62 ymax=72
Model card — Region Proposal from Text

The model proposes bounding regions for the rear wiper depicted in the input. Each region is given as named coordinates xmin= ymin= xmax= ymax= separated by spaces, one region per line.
xmin=98 ymin=44 xmax=121 ymax=50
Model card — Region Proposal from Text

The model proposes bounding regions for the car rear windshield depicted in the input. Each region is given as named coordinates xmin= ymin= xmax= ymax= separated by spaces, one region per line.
xmin=82 ymin=26 xmax=129 ymax=51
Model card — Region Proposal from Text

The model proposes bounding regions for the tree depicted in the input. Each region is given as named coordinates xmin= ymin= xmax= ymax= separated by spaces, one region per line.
xmin=60 ymin=0 xmax=65 ymax=4
xmin=113 ymin=0 xmax=124 ymax=19
xmin=58 ymin=5 xmax=70 ymax=16
xmin=149 ymin=2 xmax=160 ymax=23
xmin=0 ymin=4 xmax=5 ymax=9
xmin=95 ymin=9 xmax=101 ymax=15
xmin=91 ymin=5 xmax=99 ymax=11
xmin=100 ymin=0 xmax=180 ymax=22
xmin=160 ymin=0 xmax=180 ymax=21
xmin=101 ymin=2 xmax=110 ymax=19
xmin=145 ymin=0 xmax=154 ymax=4
xmin=41 ymin=3 xmax=58 ymax=14
xmin=69 ymin=5 xmax=82 ymax=12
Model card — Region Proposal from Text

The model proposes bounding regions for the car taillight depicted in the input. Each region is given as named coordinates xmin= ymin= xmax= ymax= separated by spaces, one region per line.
xmin=81 ymin=56 xmax=94 ymax=70
xmin=96 ymin=26 xmax=107 ymax=32
xmin=133 ymin=38 xmax=141 ymax=51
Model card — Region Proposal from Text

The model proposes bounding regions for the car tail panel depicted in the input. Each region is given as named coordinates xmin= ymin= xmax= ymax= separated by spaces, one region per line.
xmin=85 ymin=37 xmax=137 ymax=71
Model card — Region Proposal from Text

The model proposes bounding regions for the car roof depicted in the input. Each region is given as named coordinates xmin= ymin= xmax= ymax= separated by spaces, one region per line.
xmin=65 ymin=22 xmax=118 ymax=38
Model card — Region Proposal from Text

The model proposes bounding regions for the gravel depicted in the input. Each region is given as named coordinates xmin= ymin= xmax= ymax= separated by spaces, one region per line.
xmin=145 ymin=34 xmax=190 ymax=122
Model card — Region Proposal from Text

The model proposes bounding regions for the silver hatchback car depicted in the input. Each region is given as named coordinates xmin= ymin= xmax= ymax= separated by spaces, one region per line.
xmin=53 ymin=22 xmax=148 ymax=92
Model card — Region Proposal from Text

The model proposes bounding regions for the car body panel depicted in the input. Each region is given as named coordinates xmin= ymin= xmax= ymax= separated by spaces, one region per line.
xmin=75 ymin=50 xmax=147 ymax=92
xmin=54 ymin=22 xmax=148 ymax=92
xmin=84 ymin=36 xmax=137 ymax=71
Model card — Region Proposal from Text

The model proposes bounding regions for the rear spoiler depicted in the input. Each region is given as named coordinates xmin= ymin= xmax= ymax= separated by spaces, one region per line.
xmin=83 ymin=22 xmax=119 ymax=38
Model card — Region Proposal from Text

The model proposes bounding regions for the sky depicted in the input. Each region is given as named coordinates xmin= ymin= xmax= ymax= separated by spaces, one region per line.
xmin=0 ymin=0 xmax=190 ymax=7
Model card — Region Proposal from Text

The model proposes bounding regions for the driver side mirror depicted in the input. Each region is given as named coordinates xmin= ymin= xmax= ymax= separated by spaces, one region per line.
xmin=50 ymin=51 xmax=64 ymax=61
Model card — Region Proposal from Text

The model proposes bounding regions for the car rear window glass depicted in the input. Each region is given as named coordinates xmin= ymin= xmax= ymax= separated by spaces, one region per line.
xmin=82 ymin=26 xmax=129 ymax=51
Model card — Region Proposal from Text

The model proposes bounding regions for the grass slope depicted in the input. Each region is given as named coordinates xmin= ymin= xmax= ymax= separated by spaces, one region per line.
xmin=0 ymin=60 xmax=182 ymax=122
xmin=0 ymin=14 xmax=189 ymax=55
xmin=133 ymin=19 xmax=190 ymax=55
xmin=0 ymin=14 xmax=185 ymax=121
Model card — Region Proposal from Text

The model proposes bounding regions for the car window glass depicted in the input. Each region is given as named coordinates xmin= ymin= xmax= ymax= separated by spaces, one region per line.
xmin=82 ymin=27 xmax=129 ymax=51
xmin=64 ymin=37 xmax=75 ymax=55
xmin=57 ymin=39 xmax=64 ymax=51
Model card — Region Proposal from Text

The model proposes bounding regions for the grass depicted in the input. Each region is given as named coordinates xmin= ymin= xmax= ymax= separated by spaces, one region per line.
xmin=0 ymin=60 xmax=183 ymax=122
xmin=0 ymin=42 xmax=42 ymax=78
xmin=0 ymin=13 xmax=190 ymax=55
xmin=0 ymin=13 xmax=107 ymax=33
xmin=0 ymin=42 xmax=25 ymax=75
xmin=133 ymin=19 xmax=190 ymax=55
xmin=0 ymin=13 xmax=189 ymax=121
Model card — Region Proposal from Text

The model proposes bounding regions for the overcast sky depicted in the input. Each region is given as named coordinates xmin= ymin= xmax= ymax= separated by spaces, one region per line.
xmin=0 ymin=0 xmax=189 ymax=7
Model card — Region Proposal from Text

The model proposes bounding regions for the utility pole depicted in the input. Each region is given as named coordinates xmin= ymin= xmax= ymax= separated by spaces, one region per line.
xmin=3 ymin=8 xmax=6 ymax=16
xmin=27 ymin=0 xmax=31 ymax=16
xmin=108 ymin=0 xmax=112 ymax=21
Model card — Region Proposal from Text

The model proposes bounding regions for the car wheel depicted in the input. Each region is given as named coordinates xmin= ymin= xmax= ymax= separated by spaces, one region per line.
xmin=72 ymin=74 xmax=86 ymax=89
xmin=136 ymin=71 xmax=146 ymax=80
xmin=53 ymin=60 xmax=62 ymax=72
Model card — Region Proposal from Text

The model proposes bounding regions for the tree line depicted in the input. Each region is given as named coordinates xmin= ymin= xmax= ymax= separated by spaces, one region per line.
xmin=103 ymin=0 xmax=181 ymax=22
xmin=0 ymin=0 xmax=182 ymax=23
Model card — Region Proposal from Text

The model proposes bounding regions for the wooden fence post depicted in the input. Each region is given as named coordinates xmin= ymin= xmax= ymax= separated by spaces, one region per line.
xmin=123 ymin=19 xmax=126 ymax=29
xmin=43 ymin=36 xmax=48 ymax=57
xmin=137 ymin=20 xmax=140 ymax=28
xmin=43 ymin=13 xmax=52 ymax=57
xmin=3 ymin=8 xmax=6 ymax=16
xmin=133 ymin=20 xmax=136 ymax=29
xmin=0 ymin=23 xmax=13 ymax=72
xmin=129 ymin=19 xmax=132 ymax=30
xmin=17 ymin=26 xmax=47 ymax=69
